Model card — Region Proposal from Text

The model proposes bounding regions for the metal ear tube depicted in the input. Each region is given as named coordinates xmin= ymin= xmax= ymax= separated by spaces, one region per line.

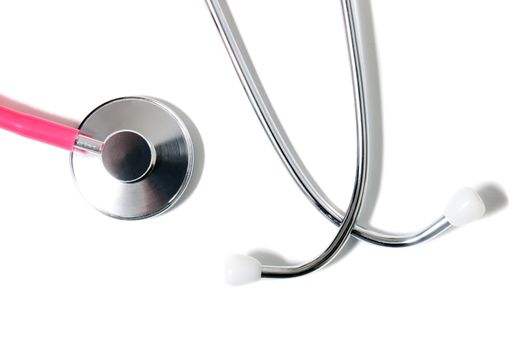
xmin=206 ymin=0 xmax=489 ymax=285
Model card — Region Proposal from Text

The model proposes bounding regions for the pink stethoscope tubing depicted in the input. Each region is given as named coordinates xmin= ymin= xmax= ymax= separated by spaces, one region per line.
xmin=0 ymin=104 xmax=80 ymax=151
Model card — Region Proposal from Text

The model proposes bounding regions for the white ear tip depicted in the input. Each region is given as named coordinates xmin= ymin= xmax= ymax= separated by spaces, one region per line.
xmin=444 ymin=188 xmax=486 ymax=227
xmin=225 ymin=254 xmax=262 ymax=286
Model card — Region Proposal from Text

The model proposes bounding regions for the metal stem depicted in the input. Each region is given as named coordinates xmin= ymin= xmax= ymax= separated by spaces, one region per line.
xmin=74 ymin=134 xmax=104 ymax=154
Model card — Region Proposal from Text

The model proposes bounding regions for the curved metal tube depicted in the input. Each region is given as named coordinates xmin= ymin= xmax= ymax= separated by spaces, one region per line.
xmin=205 ymin=0 xmax=452 ymax=257
xmin=263 ymin=0 xmax=369 ymax=277
xmin=207 ymin=0 xmax=368 ymax=278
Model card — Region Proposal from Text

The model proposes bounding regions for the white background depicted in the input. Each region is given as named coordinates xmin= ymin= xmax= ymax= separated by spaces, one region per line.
xmin=0 ymin=0 xmax=523 ymax=349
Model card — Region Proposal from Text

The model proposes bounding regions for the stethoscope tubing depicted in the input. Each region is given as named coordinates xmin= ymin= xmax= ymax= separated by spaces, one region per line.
xmin=207 ymin=0 xmax=371 ymax=278
xmin=205 ymin=0 xmax=453 ymax=256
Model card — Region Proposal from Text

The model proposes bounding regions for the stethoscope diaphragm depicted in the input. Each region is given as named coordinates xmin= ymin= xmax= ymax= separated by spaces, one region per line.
xmin=0 ymin=95 xmax=195 ymax=220
xmin=71 ymin=96 xmax=194 ymax=220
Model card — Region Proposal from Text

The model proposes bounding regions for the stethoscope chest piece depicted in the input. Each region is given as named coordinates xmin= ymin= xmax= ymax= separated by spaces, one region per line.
xmin=71 ymin=96 xmax=194 ymax=220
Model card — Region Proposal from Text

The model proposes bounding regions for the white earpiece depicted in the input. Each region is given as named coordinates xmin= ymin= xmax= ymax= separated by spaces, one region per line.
xmin=225 ymin=255 xmax=262 ymax=285
xmin=444 ymin=188 xmax=486 ymax=227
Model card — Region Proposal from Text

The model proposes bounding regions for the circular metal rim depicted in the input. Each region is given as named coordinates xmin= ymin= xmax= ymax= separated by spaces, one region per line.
xmin=70 ymin=96 xmax=195 ymax=220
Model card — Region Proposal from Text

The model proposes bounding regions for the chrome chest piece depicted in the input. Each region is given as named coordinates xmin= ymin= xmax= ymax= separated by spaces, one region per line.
xmin=71 ymin=97 xmax=194 ymax=220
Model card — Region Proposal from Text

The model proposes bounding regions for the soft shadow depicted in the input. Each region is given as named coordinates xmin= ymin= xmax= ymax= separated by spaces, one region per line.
xmin=352 ymin=0 xmax=384 ymax=226
xmin=249 ymin=249 xmax=300 ymax=267
xmin=157 ymin=98 xmax=205 ymax=210
xmin=0 ymin=94 xmax=78 ymax=127
xmin=476 ymin=183 xmax=508 ymax=218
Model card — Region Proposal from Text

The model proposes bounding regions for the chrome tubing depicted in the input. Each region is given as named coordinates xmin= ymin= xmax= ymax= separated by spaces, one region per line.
xmin=207 ymin=0 xmax=368 ymax=278
xmin=206 ymin=0 xmax=452 ymax=256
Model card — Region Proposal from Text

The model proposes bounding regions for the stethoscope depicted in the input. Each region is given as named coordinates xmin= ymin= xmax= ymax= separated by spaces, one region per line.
xmin=0 ymin=0 xmax=488 ymax=285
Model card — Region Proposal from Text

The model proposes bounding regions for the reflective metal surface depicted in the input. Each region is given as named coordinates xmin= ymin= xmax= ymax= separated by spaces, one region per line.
xmin=74 ymin=134 xmax=103 ymax=154
xmin=206 ymin=0 xmax=453 ymax=250
xmin=71 ymin=96 xmax=194 ymax=220
xmin=101 ymin=130 xmax=156 ymax=183
xmin=207 ymin=0 xmax=368 ymax=278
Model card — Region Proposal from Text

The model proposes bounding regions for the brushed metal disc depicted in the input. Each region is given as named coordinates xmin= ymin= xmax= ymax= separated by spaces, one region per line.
xmin=101 ymin=130 xmax=156 ymax=183
xmin=70 ymin=96 xmax=194 ymax=220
